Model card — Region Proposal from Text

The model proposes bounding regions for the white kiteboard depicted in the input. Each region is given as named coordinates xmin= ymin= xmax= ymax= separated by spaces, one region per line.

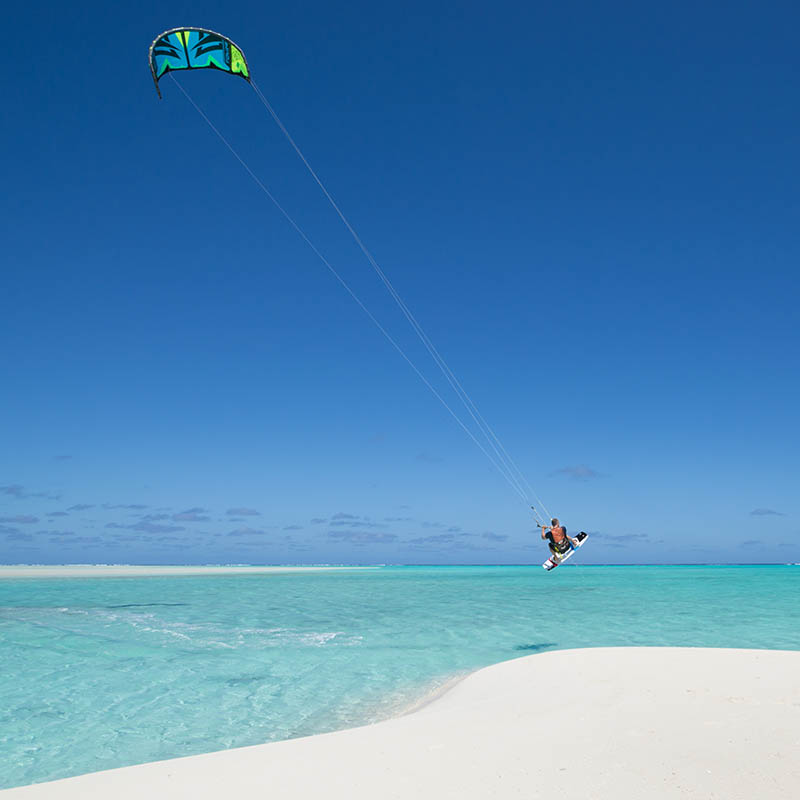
xmin=542 ymin=531 xmax=589 ymax=571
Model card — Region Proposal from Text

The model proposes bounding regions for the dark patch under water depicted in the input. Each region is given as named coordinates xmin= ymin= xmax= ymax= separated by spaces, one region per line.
xmin=105 ymin=603 xmax=188 ymax=609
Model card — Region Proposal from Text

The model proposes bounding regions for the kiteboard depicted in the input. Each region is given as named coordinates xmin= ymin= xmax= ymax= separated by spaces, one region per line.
xmin=542 ymin=532 xmax=589 ymax=571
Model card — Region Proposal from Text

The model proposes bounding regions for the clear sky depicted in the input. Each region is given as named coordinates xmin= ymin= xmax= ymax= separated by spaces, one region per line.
xmin=2 ymin=0 xmax=797 ymax=565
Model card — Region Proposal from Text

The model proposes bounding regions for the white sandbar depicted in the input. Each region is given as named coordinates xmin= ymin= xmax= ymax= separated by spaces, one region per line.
xmin=0 ymin=565 xmax=375 ymax=579
xmin=3 ymin=647 xmax=798 ymax=798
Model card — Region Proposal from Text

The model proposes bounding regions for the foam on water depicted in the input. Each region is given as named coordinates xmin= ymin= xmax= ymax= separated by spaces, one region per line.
xmin=2 ymin=565 xmax=799 ymax=789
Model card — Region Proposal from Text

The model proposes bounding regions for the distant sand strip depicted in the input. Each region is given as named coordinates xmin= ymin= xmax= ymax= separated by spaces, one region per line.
xmin=4 ymin=647 xmax=799 ymax=799
xmin=0 ymin=565 xmax=377 ymax=579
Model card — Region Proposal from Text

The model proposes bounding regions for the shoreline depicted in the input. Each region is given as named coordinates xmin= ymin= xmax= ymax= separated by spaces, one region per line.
xmin=4 ymin=646 xmax=799 ymax=798
xmin=396 ymin=670 xmax=473 ymax=718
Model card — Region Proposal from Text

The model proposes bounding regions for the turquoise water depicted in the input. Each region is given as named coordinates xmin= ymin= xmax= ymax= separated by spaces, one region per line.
xmin=2 ymin=565 xmax=799 ymax=789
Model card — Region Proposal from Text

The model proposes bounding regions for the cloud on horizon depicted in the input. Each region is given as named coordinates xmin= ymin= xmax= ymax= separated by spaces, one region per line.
xmin=408 ymin=533 xmax=457 ymax=545
xmin=330 ymin=519 xmax=381 ymax=530
xmin=405 ymin=530 xmax=500 ymax=553
xmin=106 ymin=521 xmax=186 ymax=534
xmin=226 ymin=508 xmax=261 ymax=517
xmin=226 ymin=526 xmax=270 ymax=537
xmin=749 ymin=508 xmax=785 ymax=517
xmin=328 ymin=529 xmax=396 ymax=544
xmin=0 ymin=485 xmax=61 ymax=500
xmin=551 ymin=464 xmax=601 ymax=481
xmin=172 ymin=508 xmax=211 ymax=522
xmin=4 ymin=530 xmax=34 ymax=541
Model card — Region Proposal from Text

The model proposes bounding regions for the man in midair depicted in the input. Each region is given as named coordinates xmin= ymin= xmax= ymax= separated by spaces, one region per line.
xmin=541 ymin=518 xmax=579 ymax=560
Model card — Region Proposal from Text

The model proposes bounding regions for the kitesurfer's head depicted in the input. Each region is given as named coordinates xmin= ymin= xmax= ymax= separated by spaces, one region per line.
xmin=551 ymin=518 xmax=559 ymax=526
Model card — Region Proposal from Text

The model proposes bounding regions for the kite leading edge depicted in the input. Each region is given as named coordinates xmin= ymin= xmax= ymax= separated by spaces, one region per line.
xmin=148 ymin=27 xmax=250 ymax=98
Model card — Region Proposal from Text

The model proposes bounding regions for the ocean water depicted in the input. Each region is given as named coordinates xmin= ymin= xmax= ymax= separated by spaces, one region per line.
xmin=2 ymin=565 xmax=799 ymax=789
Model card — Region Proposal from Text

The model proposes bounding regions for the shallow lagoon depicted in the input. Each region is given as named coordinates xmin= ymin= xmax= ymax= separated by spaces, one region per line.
xmin=2 ymin=565 xmax=798 ymax=788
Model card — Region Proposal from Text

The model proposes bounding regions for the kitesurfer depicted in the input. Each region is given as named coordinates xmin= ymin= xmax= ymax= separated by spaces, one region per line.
xmin=541 ymin=518 xmax=578 ymax=559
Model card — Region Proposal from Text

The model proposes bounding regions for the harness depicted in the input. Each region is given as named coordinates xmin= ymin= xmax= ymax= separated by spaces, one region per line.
xmin=552 ymin=538 xmax=572 ymax=555
xmin=545 ymin=527 xmax=572 ymax=555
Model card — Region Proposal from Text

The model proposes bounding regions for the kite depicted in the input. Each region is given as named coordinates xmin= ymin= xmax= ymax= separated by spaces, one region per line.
xmin=149 ymin=27 xmax=250 ymax=98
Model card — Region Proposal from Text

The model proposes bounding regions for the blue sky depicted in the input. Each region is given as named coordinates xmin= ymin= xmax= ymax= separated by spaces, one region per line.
xmin=2 ymin=0 xmax=797 ymax=565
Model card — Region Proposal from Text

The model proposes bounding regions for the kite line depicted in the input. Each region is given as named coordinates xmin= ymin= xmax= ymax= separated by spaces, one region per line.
xmin=150 ymin=26 xmax=550 ymax=518
xmin=250 ymin=79 xmax=551 ymax=521
xmin=170 ymin=76 xmax=538 ymax=508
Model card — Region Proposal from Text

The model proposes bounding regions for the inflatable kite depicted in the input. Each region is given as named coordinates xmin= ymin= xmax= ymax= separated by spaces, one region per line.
xmin=149 ymin=27 xmax=250 ymax=98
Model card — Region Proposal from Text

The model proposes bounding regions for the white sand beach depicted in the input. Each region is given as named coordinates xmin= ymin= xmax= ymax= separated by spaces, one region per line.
xmin=0 ymin=565 xmax=375 ymax=579
xmin=4 ymin=647 xmax=798 ymax=799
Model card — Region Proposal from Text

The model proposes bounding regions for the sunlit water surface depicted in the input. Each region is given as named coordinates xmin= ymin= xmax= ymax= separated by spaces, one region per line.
xmin=2 ymin=565 xmax=798 ymax=788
